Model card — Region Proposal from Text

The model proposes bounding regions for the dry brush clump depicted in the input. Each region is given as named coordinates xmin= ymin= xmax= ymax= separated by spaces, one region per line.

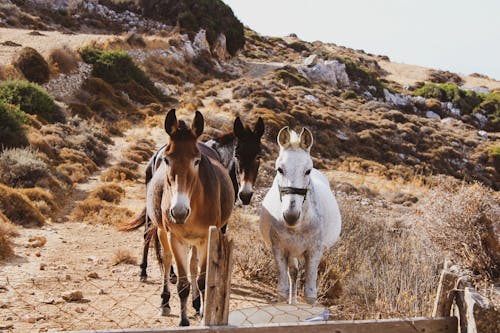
xmin=417 ymin=181 xmax=500 ymax=278
xmin=0 ymin=147 xmax=50 ymax=188
xmin=18 ymin=187 xmax=60 ymax=219
xmin=0 ymin=183 xmax=45 ymax=227
xmin=13 ymin=47 xmax=50 ymax=84
xmin=48 ymin=46 xmax=80 ymax=74
xmin=0 ymin=211 xmax=17 ymax=260
xmin=70 ymin=183 xmax=133 ymax=226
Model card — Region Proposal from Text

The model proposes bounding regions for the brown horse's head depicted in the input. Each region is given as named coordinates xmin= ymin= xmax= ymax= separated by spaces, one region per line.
xmin=233 ymin=116 xmax=264 ymax=205
xmin=163 ymin=109 xmax=204 ymax=224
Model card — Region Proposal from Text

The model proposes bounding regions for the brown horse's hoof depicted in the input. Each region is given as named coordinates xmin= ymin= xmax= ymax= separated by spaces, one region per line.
xmin=140 ymin=275 xmax=147 ymax=282
xmin=170 ymin=273 xmax=177 ymax=284
xmin=179 ymin=318 xmax=190 ymax=326
xmin=160 ymin=306 xmax=171 ymax=316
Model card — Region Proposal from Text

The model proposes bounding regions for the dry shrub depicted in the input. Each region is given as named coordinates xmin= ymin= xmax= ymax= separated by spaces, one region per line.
xmin=71 ymin=198 xmax=133 ymax=226
xmin=0 ymin=147 xmax=50 ymax=188
xmin=18 ymin=187 xmax=60 ymax=219
xmin=418 ymin=182 xmax=500 ymax=278
xmin=59 ymin=147 xmax=98 ymax=172
xmin=100 ymin=165 xmax=139 ymax=182
xmin=48 ymin=46 xmax=80 ymax=74
xmin=56 ymin=162 xmax=91 ymax=183
xmin=122 ymin=151 xmax=144 ymax=163
xmin=88 ymin=184 xmax=125 ymax=204
xmin=0 ymin=64 xmax=23 ymax=81
xmin=112 ymin=248 xmax=137 ymax=266
xmin=26 ymin=130 xmax=57 ymax=159
xmin=143 ymin=55 xmax=204 ymax=84
xmin=0 ymin=183 xmax=45 ymax=227
xmin=318 ymin=197 xmax=440 ymax=318
xmin=14 ymin=47 xmax=50 ymax=84
xmin=0 ymin=212 xmax=16 ymax=260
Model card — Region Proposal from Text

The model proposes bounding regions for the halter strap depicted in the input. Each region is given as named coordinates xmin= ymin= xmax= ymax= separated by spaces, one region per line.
xmin=278 ymin=186 xmax=308 ymax=202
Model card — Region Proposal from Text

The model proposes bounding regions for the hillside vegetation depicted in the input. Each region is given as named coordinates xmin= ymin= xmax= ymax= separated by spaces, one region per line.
xmin=0 ymin=0 xmax=498 ymax=330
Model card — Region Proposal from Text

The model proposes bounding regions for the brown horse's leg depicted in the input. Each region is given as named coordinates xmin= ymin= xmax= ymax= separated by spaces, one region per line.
xmin=157 ymin=227 xmax=172 ymax=316
xmin=189 ymin=247 xmax=200 ymax=314
xmin=171 ymin=237 xmax=191 ymax=326
xmin=140 ymin=216 xmax=151 ymax=282
xmin=196 ymin=243 xmax=208 ymax=318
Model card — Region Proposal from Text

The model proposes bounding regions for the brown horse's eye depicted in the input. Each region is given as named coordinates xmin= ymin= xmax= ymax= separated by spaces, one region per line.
xmin=194 ymin=159 xmax=201 ymax=167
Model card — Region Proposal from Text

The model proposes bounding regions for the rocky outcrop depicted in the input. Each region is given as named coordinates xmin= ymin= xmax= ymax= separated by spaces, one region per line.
xmin=299 ymin=57 xmax=349 ymax=89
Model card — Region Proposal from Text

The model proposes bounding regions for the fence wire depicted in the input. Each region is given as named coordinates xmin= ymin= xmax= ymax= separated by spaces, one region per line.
xmin=0 ymin=265 xmax=331 ymax=332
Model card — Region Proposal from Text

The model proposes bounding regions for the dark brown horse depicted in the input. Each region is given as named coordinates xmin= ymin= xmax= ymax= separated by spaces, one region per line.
xmin=121 ymin=116 xmax=265 ymax=285
xmin=146 ymin=109 xmax=234 ymax=326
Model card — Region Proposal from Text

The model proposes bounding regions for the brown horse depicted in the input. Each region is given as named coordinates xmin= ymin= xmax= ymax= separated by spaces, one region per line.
xmin=147 ymin=109 xmax=234 ymax=326
xmin=122 ymin=116 xmax=265 ymax=284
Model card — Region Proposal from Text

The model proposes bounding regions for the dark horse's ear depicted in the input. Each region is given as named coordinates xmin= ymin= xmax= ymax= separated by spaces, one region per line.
xmin=233 ymin=116 xmax=244 ymax=138
xmin=191 ymin=111 xmax=204 ymax=138
xmin=165 ymin=109 xmax=178 ymax=136
xmin=254 ymin=117 xmax=264 ymax=138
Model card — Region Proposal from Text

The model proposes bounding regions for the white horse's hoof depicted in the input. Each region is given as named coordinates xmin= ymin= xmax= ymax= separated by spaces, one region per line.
xmin=289 ymin=298 xmax=298 ymax=305
xmin=160 ymin=306 xmax=171 ymax=316
xmin=304 ymin=297 xmax=317 ymax=305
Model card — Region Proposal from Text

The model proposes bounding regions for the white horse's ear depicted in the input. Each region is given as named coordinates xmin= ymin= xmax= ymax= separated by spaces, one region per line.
xmin=299 ymin=127 xmax=313 ymax=152
xmin=277 ymin=126 xmax=291 ymax=149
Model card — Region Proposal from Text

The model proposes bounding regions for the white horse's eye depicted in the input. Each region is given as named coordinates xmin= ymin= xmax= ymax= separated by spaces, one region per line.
xmin=305 ymin=169 xmax=311 ymax=175
xmin=194 ymin=159 xmax=201 ymax=166
xmin=277 ymin=167 xmax=284 ymax=174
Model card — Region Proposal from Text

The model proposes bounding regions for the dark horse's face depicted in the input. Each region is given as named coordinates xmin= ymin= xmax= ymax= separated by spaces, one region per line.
xmin=163 ymin=109 xmax=204 ymax=224
xmin=233 ymin=117 xmax=265 ymax=205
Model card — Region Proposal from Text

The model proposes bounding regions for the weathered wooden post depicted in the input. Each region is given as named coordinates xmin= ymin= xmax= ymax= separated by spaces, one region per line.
xmin=432 ymin=268 xmax=458 ymax=318
xmin=203 ymin=226 xmax=234 ymax=326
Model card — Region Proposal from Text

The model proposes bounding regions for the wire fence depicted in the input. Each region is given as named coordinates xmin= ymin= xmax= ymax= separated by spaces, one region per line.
xmin=0 ymin=266 xmax=330 ymax=332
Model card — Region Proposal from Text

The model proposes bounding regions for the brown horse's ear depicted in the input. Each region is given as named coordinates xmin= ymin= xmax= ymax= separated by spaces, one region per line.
xmin=233 ymin=116 xmax=244 ymax=139
xmin=165 ymin=109 xmax=178 ymax=136
xmin=277 ymin=126 xmax=290 ymax=149
xmin=191 ymin=111 xmax=204 ymax=138
xmin=254 ymin=117 xmax=264 ymax=138
xmin=299 ymin=127 xmax=313 ymax=152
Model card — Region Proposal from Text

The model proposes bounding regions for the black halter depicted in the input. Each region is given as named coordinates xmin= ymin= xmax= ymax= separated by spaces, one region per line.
xmin=278 ymin=186 xmax=308 ymax=202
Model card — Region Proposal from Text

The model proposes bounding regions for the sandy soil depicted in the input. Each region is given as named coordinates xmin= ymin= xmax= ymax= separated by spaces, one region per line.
xmin=0 ymin=28 xmax=110 ymax=64
xmin=379 ymin=60 xmax=500 ymax=90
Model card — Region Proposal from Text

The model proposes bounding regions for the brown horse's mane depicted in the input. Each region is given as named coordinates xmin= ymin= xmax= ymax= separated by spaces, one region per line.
xmin=215 ymin=132 xmax=236 ymax=145
xmin=170 ymin=121 xmax=197 ymax=141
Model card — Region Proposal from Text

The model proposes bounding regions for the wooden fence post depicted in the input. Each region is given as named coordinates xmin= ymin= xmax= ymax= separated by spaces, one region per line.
xmin=432 ymin=269 xmax=458 ymax=318
xmin=203 ymin=226 xmax=234 ymax=326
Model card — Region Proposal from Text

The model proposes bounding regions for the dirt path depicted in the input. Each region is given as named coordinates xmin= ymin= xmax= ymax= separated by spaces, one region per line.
xmin=0 ymin=122 xmax=272 ymax=332
xmin=0 ymin=28 xmax=110 ymax=64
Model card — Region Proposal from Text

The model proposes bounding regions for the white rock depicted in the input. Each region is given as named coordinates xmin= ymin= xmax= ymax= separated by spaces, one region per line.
xmin=441 ymin=117 xmax=456 ymax=125
xmin=474 ymin=112 xmax=488 ymax=127
xmin=304 ymin=94 xmax=320 ymax=103
xmin=477 ymin=130 xmax=488 ymax=139
xmin=299 ymin=59 xmax=349 ymax=88
xmin=213 ymin=33 xmax=230 ymax=60
xmin=193 ymin=29 xmax=210 ymax=53
xmin=426 ymin=111 xmax=441 ymax=119
xmin=384 ymin=89 xmax=412 ymax=106
xmin=304 ymin=54 xmax=318 ymax=67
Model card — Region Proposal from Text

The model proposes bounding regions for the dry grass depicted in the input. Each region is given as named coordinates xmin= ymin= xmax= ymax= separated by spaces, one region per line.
xmin=100 ymin=165 xmax=139 ymax=182
xmin=0 ymin=184 xmax=45 ymax=227
xmin=48 ymin=46 xmax=80 ymax=74
xmin=56 ymin=162 xmax=91 ymax=183
xmin=88 ymin=184 xmax=125 ymax=204
xmin=59 ymin=147 xmax=98 ymax=172
xmin=0 ymin=147 xmax=50 ymax=188
xmin=0 ymin=212 xmax=17 ymax=260
xmin=112 ymin=248 xmax=137 ymax=266
xmin=18 ymin=187 xmax=60 ymax=219
xmin=418 ymin=181 xmax=500 ymax=278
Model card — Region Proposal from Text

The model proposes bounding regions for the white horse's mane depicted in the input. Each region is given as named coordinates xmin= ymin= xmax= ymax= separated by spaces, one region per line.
xmin=288 ymin=129 xmax=301 ymax=149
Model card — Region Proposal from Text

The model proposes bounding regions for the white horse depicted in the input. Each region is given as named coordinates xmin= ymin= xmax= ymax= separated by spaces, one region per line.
xmin=260 ymin=126 xmax=342 ymax=304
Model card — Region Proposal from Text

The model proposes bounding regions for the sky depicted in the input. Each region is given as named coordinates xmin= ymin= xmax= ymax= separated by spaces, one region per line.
xmin=222 ymin=0 xmax=500 ymax=80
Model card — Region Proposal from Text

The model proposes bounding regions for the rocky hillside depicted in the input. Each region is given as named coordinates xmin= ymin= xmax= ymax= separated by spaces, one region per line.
xmin=0 ymin=0 xmax=499 ymax=330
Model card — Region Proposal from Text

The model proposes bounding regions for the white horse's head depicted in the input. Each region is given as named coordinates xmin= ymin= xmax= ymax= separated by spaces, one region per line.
xmin=275 ymin=126 xmax=314 ymax=227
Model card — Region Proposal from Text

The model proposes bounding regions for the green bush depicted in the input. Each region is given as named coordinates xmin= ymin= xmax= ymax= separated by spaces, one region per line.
xmin=414 ymin=83 xmax=483 ymax=115
xmin=0 ymin=81 xmax=62 ymax=123
xmin=14 ymin=47 xmax=50 ymax=84
xmin=336 ymin=57 xmax=384 ymax=97
xmin=287 ymin=41 xmax=309 ymax=52
xmin=275 ymin=67 xmax=311 ymax=87
xmin=80 ymin=47 xmax=163 ymax=101
xmin=0 ymin=100 xmax=28 ymax=150
xmin=139 ymin=0 xmax=245 ymax=56
xmin=341 ymin=90 xmax=358 ymax=100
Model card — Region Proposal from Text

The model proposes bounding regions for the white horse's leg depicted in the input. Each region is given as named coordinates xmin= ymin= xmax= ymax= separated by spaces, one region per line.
xmin=271 ymin=242 xmax=289 ymax=302
xmin=189 ymin=246 xmax=201 ymax=314
xmin=304 ymin=250 xmax=322 ymax=304
xmin=288 ymin=257 xmax=298 ymax=304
